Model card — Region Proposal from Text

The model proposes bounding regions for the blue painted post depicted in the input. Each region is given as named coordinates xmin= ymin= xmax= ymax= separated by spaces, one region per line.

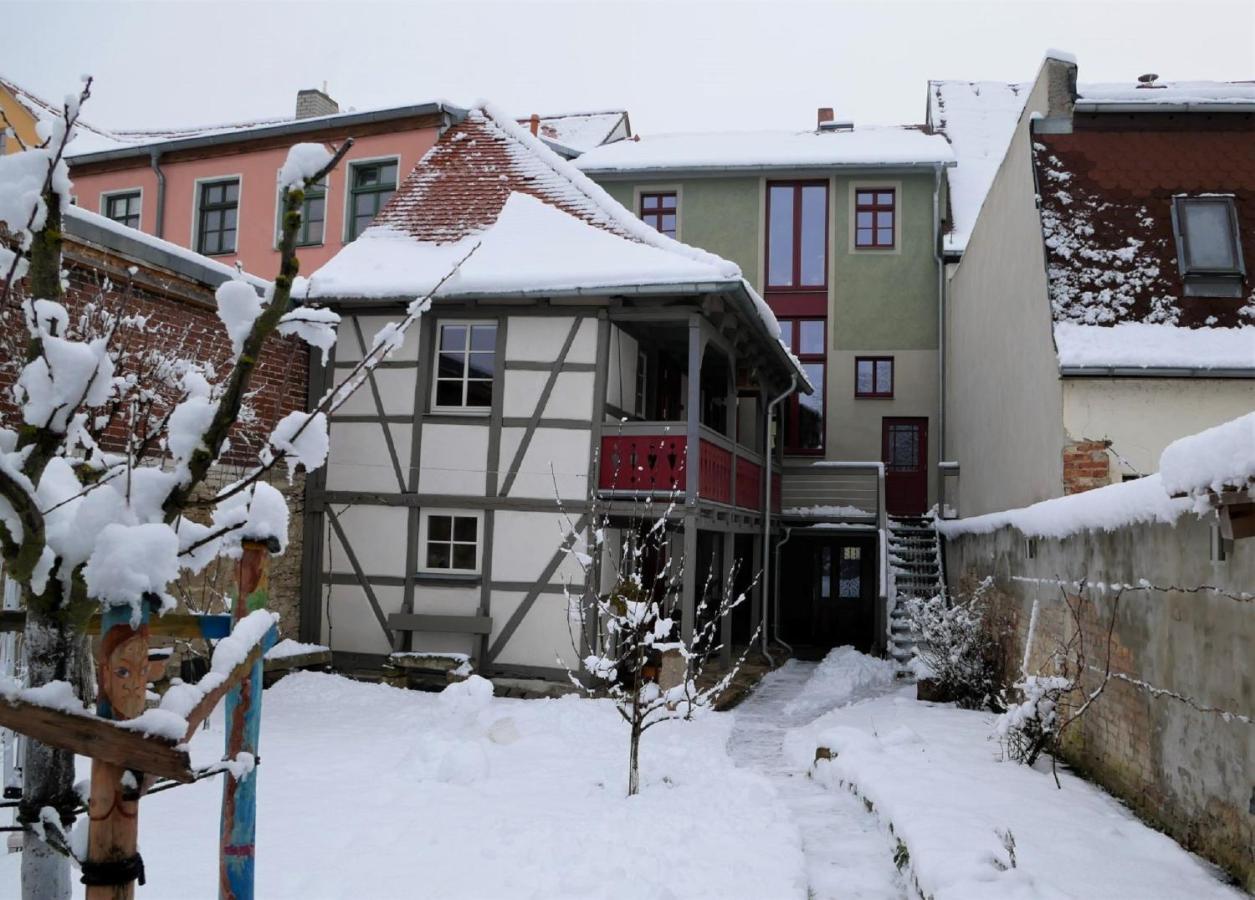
xmin=219 ymin=540 xmax=277 ymax=900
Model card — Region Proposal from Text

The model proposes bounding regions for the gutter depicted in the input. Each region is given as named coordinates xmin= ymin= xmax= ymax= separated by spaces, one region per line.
xmin=149 ymin=149 xmax=166 ymax=239
xmin=69 ymin=101 xmax=467 ymax=166
xmin=1059 ymin=366 xmax=1255 ymax=378
xmin=1074 ymin=101 xmax=1255 ymax=114
xmin=761 ymin=375 xmax=797 ymax=664
xmin=580 ymin=160 xmax=957 ymax=181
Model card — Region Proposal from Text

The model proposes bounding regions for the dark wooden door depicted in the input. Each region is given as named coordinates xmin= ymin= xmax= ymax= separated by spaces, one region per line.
xmin=883 ymin=417 xmax=928 ymax=515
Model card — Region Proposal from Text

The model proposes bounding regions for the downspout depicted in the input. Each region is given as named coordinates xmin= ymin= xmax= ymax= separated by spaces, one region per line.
xmin=933 ymin=163 xmax=946 ymax=516
xmin=772 ymin=525 xmax=795 ymax=656
xmin=149 ymin=148 xmax=166 ymax=239
xmin=761 ymin=374 xmax=796 ymax=664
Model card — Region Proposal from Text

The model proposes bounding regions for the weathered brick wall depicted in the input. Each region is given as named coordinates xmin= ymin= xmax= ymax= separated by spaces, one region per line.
xmin=949 ymin=520 xmax=1254 ymax=890
xmin=1062 ymin=439 xmax=1112 ymax=494
xmin=2 ymin=237 xmax=310 ymax=643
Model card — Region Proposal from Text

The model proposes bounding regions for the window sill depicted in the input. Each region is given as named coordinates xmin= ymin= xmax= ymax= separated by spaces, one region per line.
xmin=199 ymin=249 xmax=237 ymax=258
xmin=414 ymin=572 xmax=481 ymax=586
xmin=427 ymin=407 xmax=492 ymax=418
xmin=854 ymin=393 xmax=894 ymax=400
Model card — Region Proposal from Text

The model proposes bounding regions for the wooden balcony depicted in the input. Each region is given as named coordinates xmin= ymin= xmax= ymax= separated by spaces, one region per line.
xmin=598 ymin=423 xmax=779 ymax=512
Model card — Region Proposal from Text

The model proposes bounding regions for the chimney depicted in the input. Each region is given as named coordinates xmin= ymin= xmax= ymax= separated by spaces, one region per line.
xmin=1042 ymin=51 xmax=1078 ymax=119
xmin=817 ymin=107 xmax=834 ymax=129
xmin=296 ymin=88 xmax=339 ymax=120
xmin=529 ymin=113 xmax=540 ymax=136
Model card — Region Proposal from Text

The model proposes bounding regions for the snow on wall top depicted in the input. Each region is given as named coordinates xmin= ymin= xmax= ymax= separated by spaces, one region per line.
xmin=518 ymin=110 xmax=629 ymax=153
xmin=937 ymin=472 xmax=1192 ymax=540
xmin=1159 ymin=411 xmax=1255 ymax=497
xmin=572 ymin=125 xmax=954 ymax=173
xmin=1054 ymin=322 xmax=1255 ymax=369
xmin=927 ymin=81 xmax=1029 ymax=254
xmin=1077 ymin=81 xmax=1255 ymax=107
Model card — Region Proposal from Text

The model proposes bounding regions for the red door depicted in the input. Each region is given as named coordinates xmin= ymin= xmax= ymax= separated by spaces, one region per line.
xmin=882 ymin=418 xmax=928 ymax=516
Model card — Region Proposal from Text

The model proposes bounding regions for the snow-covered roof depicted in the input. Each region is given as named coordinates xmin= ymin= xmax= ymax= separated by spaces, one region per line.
xmin=1076 ymin=81 xmax=1255 ymax=110
xmin=1159 ymin=411 xmax=1255 ymax=497
xmin=305 ymin=104 xmax=808 ymax=387
xmin=64 ymin=204 xmax=269 ymax=290
xmin=572 ymin=126 xmax=954 ymax=175
xmin=927 ymin=81 xmax=1029 ymax=254
xmin=1054 ymin=323 xmax=1255 ymax=371
xmin=518 ymin=110 xmax=630 ymax=155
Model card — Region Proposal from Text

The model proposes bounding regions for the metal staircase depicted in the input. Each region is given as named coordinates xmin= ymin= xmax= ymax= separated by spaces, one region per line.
xmin=886 ymin=516 xmax=946 ymax=677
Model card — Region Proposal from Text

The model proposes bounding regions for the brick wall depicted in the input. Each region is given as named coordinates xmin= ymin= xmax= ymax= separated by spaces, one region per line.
xmin=948 ymin=520 xmax=1254 ymax=890
xmin=1062 ymin=439 xmax=1111 ymax=494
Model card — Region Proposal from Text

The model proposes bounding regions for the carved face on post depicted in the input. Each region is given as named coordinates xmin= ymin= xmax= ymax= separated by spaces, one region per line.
xmin=98 ymin=626 xmax=153 ymax=720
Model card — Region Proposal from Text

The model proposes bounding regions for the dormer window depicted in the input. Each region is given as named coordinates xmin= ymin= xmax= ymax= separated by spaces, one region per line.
xmin=1171 ymin=196 xmax=1245 ymax=297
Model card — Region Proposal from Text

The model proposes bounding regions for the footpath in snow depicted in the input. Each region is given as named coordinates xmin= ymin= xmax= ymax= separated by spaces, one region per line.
xmin=729 ymin=649 xmax=907 ymax=900
xmin=782 ymin=679 xmax=1246 ymax=900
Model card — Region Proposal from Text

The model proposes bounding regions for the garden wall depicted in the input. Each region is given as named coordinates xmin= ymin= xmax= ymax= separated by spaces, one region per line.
xmin=945 ymin=515 xmax=1253 ymax=890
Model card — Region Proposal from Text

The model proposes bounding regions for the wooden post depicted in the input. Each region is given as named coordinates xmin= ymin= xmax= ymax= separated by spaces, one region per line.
xmin=85 ymin=597 xmax=159 ymax=899
xmin=220 ymin=540 xmax=275 ymax=900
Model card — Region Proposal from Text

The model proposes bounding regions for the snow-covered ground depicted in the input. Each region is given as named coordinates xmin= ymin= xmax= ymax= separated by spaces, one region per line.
xmin=783 ymin=683 xmax=1245 ymax=900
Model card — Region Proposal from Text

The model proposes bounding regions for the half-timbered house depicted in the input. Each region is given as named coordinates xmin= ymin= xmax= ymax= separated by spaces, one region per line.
xmin=298 ymin=105 xmax=808 ymax=680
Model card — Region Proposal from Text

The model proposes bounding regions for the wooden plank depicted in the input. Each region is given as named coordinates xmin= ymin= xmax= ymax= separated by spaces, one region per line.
xmin=0 ymin=698 xmax=192 ymax=783
xmin=0 ymin=610 xmax=231 ymax=638
xmin=386 ymin=613 xmax=493 ymax=635
xmin=180 ymin=641 xmax=268 ymax=742
xmin=263 ymin=649 xmax=332 ymax=673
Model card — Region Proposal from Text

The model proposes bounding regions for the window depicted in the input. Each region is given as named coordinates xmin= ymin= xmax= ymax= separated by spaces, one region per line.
xmin=295 ymin=180 xmax=326 ymax=246
xmin=779 ymin=318 xmax=825 ymax=452
xmin=434 ymin=322 xmax=497 ymax=410
xmin=1172 ymin=196 xmax=1244 ymax=297
xmin=422 ymin=512 xmax=480 ymax=572
xmin=634 ymin=349 xmax=648 ymax=417
xmin=347 ymin=159 xmax=398 ymax=240
xmin=767 ymin=181 xmax=828 ymax=289
xmin=855 ymin=357 xmax=893 ymax=398
xmin=855 ymin=189 xmax=895 ymax=249
xmin=639 ymin=192 xmax=677 ymax=238
xmin=103 ymin=191 xmax=141 ymax=229
xmin=838 ymin=546 xmax=862 ymax=599
xmin=196 ymin=179 xmax=239 ymax=256
xmin=885 ymin=421 xmax=921 ymax=471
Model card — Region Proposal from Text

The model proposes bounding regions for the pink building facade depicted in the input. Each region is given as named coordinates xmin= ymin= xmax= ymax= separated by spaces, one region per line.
xmin=67 ymin=99 xmax=455 ymax=276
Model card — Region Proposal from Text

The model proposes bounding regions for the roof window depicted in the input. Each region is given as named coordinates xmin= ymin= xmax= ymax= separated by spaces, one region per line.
xmin=1171 ymin=196 xmax=1245 ymax=297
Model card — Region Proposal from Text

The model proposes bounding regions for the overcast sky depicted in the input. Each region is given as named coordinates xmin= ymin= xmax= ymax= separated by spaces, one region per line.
xmin=4 ymin=0 xmax=1253 ymax=135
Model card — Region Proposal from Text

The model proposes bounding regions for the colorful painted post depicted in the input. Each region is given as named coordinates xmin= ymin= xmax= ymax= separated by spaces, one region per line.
xmin=220 ymin=539 xmax=278 ymax=900
xmin=85 ymin=595 xmax=162 ymax=900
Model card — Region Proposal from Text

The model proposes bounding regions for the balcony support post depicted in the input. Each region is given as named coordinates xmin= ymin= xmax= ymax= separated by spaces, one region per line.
xmin=681 ymin=514 xmax=698 ymax=646
xmin=721 ymin=528 xmax=735 ymax=667
xmin=685 ymin=315 xmax=704 ymax=508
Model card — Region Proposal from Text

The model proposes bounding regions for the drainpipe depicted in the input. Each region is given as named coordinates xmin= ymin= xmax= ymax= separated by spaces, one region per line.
xmin=933 ymin=163 xmax=946 ymax=515
xmin=761 ymin=374 xmax=796 ymax=664
xmin=772 ymin=525 xmax=795 ymax=656
xmin=149 ymin=148 xmax=166 ymax=239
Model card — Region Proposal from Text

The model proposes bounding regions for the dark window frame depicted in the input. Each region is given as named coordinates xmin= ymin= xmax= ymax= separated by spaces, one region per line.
xmin=766 ymin=180 xmax=830 ymax=290
xmin=432 ymin=320 xmax=498 ymax=412
xmin=195 ymin=178 xmax=240 ymax=256
xmin=854 ymin=188 xmax=896 ymax=249
xmin=295 ymin=179 xmax=327 ymax=247
xmin=779 ymin=317 xmax=826 ymax=455
xmin=346 ymin=158 xmax=399 ymax=241
xmin=639 ymin=191 xmax=678 ymax=238
xmin=422 ymin=512 xmax=481 ymax=573
xmin=855 ymin=356 xmax=894 ymax=398
xmin=1170 ymin=196 xmax=1245 ymax=297
xmin=103 ymin=190 xmax=141 ymax=229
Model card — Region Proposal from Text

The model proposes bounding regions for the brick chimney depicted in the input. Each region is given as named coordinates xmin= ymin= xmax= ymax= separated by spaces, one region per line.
xmin=296 ymin=88 xmax=339 ymax=120
xmin=529 ymin=113 xmax=540 ymax=136
xmin=817 ymin=107 xmax=834 ymax=129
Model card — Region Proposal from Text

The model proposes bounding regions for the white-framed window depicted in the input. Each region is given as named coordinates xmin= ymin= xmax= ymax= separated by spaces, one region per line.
xmin=101 ymin=188 xmax=142 ymax=229
xmin=432 ymin=320 xmax=497 ymax=411
xmin=419 ymin=509 xmax=483 ymax=573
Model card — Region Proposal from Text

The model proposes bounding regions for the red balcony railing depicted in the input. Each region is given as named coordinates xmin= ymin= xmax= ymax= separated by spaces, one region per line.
xmin=698 ymin=439 xmax=733 ymax=505
xmin=598 ymin=434 xmax=686 ymax=493
xmin=735 ymin=457 xmax=762 ymax=511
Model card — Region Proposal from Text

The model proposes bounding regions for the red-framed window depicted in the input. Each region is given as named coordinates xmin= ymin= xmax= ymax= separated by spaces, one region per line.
xmin=855 ymin=188 xmax=895 ymax=249
xmin=779 ymin=318 xmax=825 ymax=453
xmin=855 ymin=356 xmax=894 ymax=398
xmin=767 ymin=181 xmax=828 ymax=289
xmin=640 ymin=192 xmax=677 ymax=238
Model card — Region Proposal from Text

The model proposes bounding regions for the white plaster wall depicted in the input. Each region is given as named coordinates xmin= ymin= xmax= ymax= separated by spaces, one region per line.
xmin=502 ymin=370 xmax=595 ymax=420
xmin=504 ymin=314 xmax=597 ymax=363
xmin=945 ymin=69 xmax=1066 ymax=517
xmin=411 ymin=585 xmax=480 ymax=617
xmin=336 ymin=313 xmax=422 ymax=362
xmin=323 ymin=504 xmax=408 ymax=576
xmin=491 ymin=510 xmax=586 ymax=584
xmin=329 ymin=366 xmax=417 ymax=417
xmin=319 ymin=583 xmax=401 ymax=655
xmin=606 ymin=325 xmax=641 ymax=415
xmin=490 ymin=592 xmax=580 ymax=670
xmin=325 ymin=421 xmax=413 ymax=492
xmin=498 ymin=427 xmax=591 ymax=500
xmin=416 ymin=423 xmax=489 ymax=495
xmin=1063 ymin=378 xmax=1255 ymax=478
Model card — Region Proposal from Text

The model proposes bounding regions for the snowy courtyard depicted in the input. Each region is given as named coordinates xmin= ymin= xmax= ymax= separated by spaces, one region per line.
xmin=3 ymin=648 xmax=1243 ymax=899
